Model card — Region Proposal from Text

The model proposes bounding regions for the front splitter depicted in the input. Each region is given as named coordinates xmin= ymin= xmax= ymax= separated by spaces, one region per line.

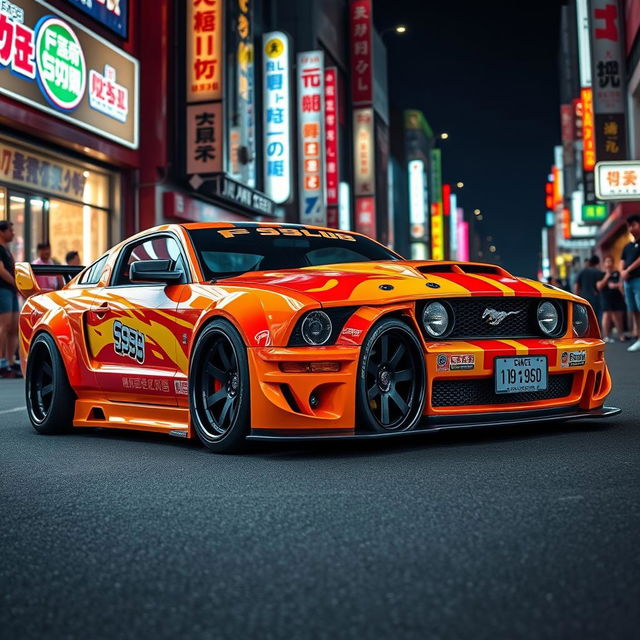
xmin=246 ymin=406 xmax=621 ymax=442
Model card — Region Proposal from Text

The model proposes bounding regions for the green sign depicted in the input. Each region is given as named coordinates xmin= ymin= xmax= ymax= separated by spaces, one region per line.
xmin=36 ymin=17 xmax=86 ymax=111
xmin=581 ymin=203 xmax=607 ymax=223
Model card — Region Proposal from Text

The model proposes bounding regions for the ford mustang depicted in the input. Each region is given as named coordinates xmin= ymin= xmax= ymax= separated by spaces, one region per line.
xmin=16 ymin=222 xmax=620 ymax=452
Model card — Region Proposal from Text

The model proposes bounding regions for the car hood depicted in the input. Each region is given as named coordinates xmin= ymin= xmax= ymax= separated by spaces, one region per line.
xmin=216 ymin=261 xmax=578 ymax=306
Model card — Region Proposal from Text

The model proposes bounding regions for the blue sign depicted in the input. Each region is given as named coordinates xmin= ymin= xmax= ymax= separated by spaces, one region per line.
xmin=65 ymin=0 xmax=128 ymax=38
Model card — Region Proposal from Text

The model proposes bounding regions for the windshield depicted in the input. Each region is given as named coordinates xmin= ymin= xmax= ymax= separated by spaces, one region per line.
xmin=187 ymin=227 xmax=401 ymax=280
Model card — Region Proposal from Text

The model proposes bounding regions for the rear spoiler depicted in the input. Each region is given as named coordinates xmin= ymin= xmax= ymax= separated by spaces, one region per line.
xmin=15 ymin=262 xmax=84 ymax=298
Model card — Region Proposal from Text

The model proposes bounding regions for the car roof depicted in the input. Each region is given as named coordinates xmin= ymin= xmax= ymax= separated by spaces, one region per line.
xmin=178 ymin=221 xmax=344 ymax=232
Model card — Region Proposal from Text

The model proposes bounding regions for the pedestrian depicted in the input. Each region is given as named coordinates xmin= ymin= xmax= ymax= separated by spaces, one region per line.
xmin=32 ymin=242 xmax=63 ymax=291
xmin=0 ymin=220 xmax=21 ymax=378
xmin=575 ymin=255 xmax=603 ymax=326
xmin=620 ymin=214 xmax=640 ymax=352
xmin=597 ymin=255 xmax=626 ymax=343
xmin=65 ymin=250 xmax=81 ymax=266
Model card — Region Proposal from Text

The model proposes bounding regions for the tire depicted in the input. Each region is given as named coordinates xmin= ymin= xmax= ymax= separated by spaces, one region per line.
xmin=357 ymin=318 xmax=426 ymax=433
xmin=25 ymin=332 xmax=76 ymax=434
xmin=189 ymin=319 xmax=250 ymax=453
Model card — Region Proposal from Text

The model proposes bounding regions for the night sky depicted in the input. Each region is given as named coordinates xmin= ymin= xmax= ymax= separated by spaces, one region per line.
xmin=375 ymin=0 xmax=566 ymax=277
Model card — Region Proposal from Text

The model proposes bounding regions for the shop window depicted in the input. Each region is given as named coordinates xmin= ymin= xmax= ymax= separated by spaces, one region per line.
xmin=8 ymin=194 xmax=26 ymax=262
xmin=0 ymin=187 xmax=5 ymax=218
xmin=49 ymin=200 xmax=108 ymax=266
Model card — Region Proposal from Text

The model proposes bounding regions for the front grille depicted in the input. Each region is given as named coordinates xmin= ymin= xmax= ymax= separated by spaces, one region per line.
xmin=431 ymin=374 xmax=574 ymax=407
xmin=419 ymin=298 xmax=565 ymax=339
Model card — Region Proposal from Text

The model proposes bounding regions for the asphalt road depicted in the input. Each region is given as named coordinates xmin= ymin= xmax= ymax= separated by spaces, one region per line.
xmin=1 ymin=343 xmax=639 ymax=640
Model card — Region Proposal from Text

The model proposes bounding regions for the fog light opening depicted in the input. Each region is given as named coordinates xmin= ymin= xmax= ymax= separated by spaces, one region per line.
xmin=309 ymin=392 xmax=320 ymax=409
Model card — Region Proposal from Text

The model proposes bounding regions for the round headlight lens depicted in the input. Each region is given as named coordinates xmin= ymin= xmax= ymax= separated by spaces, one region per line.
xmin=422 ymin=301 xmax=450 ymax=338
xmin=573 ymin=304 xmax=589 ymax=337
xmin=537 ymin=301 xmax=560 ymax=336
xmin=301 ymin=311 xmax=332 ymax=345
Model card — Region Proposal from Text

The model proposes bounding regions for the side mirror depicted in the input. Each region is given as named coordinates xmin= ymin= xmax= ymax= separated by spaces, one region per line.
xmin=130 ymin=259 xmax=183 ymax=284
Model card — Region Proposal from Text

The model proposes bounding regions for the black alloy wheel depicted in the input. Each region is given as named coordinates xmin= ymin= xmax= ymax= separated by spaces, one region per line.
xmin=26 ymin=332 xmax=75 ymax=434
xmin=189 ymin=319 xmax=250 ymax=453
xmin=357 ymin=318 xmax=426 ymax=433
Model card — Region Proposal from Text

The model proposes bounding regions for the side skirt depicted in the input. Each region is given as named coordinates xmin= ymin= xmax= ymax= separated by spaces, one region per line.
xmin=73 ymin=398 xmax=190 ymax=437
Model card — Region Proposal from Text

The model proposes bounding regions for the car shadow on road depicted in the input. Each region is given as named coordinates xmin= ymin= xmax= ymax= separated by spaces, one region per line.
xmin=52 ymin=417 xmax=618 ymax=460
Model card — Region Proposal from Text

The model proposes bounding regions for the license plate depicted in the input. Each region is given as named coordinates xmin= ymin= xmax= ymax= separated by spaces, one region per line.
xmin=495 ymin=356 xmax=547 ymax=394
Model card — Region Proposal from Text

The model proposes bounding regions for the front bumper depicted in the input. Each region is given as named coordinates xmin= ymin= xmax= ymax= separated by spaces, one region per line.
xmin=247 ymin=338 xmax=617 ymax=437
xmin=247 ymin=405 xmax=621 ymax=441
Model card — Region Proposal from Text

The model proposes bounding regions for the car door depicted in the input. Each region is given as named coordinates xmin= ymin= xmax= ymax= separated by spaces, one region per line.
xmin=87 ymin=234 xmax=189 ymax=406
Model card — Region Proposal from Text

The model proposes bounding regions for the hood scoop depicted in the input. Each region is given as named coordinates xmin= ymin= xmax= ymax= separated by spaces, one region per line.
xmin=416 ymin=263 xmax=508 ymax=277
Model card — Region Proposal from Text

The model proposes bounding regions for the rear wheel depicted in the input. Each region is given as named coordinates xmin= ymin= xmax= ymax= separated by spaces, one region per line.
xmin=26 ymin=333 xmax=75 ymax=434
xmin=189 ymin=319 xmax=250 ymax=453
xmin=357 ymin=318 xmax=426 ymax=433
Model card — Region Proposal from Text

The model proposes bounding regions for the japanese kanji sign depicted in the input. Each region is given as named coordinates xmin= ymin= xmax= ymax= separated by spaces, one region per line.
xmin=589 ymin=0 xmax=628 ymax=161
xmin=353 ymin=107 xmax=374 ymax=196
xmin=595 ymin=161 xmax=640 ymax=199
xmin=227 ymin=0 xmax=255 ymax=187
xmin=262 ymin=31 xmax=291 ymax=204
xmin=581 ymin=87 xmax=596 ymax=170
xmin=355 ymin=196 xmax=375 ymax=238
xmin=186 ymin=0 xmax=223 ymax=102
xmin=297 ymin=50 xmax=325 ymax=226
xmin=350 ymin=0 xmax=373 ymax=105
xmin=430 ymin=148 xmax=444 ymax=260
xmin=186 ymin=103 xmax=222 ymax=175
xmin=0 ymin=0 xmax=139 ymax=148
xmin=0 ymin=135 xmax=109 ymax=206
xmin=324 ymin=67 xmax=339 ymax=208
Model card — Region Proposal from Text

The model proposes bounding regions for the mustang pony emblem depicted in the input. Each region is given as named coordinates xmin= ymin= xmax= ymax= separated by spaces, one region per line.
xmin=482 ymin=308 xmax=521 ymax=326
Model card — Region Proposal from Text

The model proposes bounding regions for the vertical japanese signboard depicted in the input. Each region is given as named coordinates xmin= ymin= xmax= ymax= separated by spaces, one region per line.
xmin=589 ymin=0 xmax=627 ymax=161
xmin=262 ymin=31 xmax=291 ymax=204
xmin=227 ymin=0 xmax=256 ymax=187
xmin=349 ymin=0 xmax=373 ymax=105
xmin=353 ymin=108 xmax=374 ymax=196
xmin=581 ymin=88 xmax=596 ymax=170
xmin=408 ymin=159 xmax=426 ymax=241
xmin=430 ymin=149 xmax=444 ymax=260
xmin=186 ymin=0 xmax=223 ymax=102
xmin=325 ymin=67 xmax=339 ymax=226
xmin=297 ymin=51 xmax=325 ymax=226
xmin=185 ymin=0 xmax=223 ymax=181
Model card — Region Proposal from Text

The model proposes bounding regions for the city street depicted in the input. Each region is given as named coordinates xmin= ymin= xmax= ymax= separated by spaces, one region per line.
xmin=1 ymin=342 xmax=638 ymax=639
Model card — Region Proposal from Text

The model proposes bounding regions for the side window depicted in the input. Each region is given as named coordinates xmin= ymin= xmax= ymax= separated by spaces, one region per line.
xmin=114 ymin=236 xmax=188 ymax=285
xmin=79 ymin=254 xmax=109 ymax=285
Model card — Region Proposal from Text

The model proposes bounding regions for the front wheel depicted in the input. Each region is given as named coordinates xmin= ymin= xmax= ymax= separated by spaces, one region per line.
xmin=189 ymin=319 xmax=250 ymax=453
xmin=357 ymin=318 xmax=426 ymax=433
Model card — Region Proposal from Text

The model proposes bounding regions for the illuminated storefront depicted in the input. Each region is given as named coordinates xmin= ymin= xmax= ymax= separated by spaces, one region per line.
xmin=0 ymin=136 xmax=114 ymax=264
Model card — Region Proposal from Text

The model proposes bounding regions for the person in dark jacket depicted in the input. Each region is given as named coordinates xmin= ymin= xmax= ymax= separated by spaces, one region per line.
xmin=597 ymin=255 xmax=626 ymax=342
xmin=575 ymin=255 xmax=604 ymax=327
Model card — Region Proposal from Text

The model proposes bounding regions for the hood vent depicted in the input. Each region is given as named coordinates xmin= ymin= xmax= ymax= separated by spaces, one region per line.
xmin=416 ymin=263 xmax=505 ymax=276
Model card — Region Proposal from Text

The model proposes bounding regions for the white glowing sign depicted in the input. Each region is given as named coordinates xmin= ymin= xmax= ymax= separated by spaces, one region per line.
xmin=262 ymin=31 xmax=291 ymax=204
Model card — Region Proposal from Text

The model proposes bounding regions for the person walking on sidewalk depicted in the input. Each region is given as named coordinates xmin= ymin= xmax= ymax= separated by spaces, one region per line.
xmin=0 ymin=220 xmax=21 ymax=378
xmin=597 ymin=255 xmax=626 ymax=342
xmin=620 ymin=214 xmax=640 ymax=352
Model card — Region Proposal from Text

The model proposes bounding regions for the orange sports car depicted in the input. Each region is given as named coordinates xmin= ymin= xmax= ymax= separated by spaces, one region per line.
xmin=16 ymin=222 xmax=620 ymax=452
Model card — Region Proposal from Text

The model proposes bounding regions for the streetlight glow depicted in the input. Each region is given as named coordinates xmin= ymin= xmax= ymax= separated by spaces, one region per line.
xmin=474 ymin=208 xmax=481 ymax=215
xmin=440 ymin=132 xmax=449 ymax=140
xmin=456 ymin=181 xmax=464 ymax=188
xmin=395 ymin=25 xmax=407 ymax=33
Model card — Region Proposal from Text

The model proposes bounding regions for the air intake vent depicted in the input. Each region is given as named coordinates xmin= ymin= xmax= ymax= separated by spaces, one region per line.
xmin=459 ymin=265 xmax=503 ymax=275
xmin=416 ymin=265 xmax=457 ymax=274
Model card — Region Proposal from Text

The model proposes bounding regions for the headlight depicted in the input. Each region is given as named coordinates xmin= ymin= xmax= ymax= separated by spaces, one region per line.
xmin=537 ymin=301 xmax=560 ymax=336
xmin=573 ymin=304 xmax=589 ymax=337
xmin=422 ymin=301 xmax=451 ymax=338
xmin=300 ymin=311 xmax=332 ymax=345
